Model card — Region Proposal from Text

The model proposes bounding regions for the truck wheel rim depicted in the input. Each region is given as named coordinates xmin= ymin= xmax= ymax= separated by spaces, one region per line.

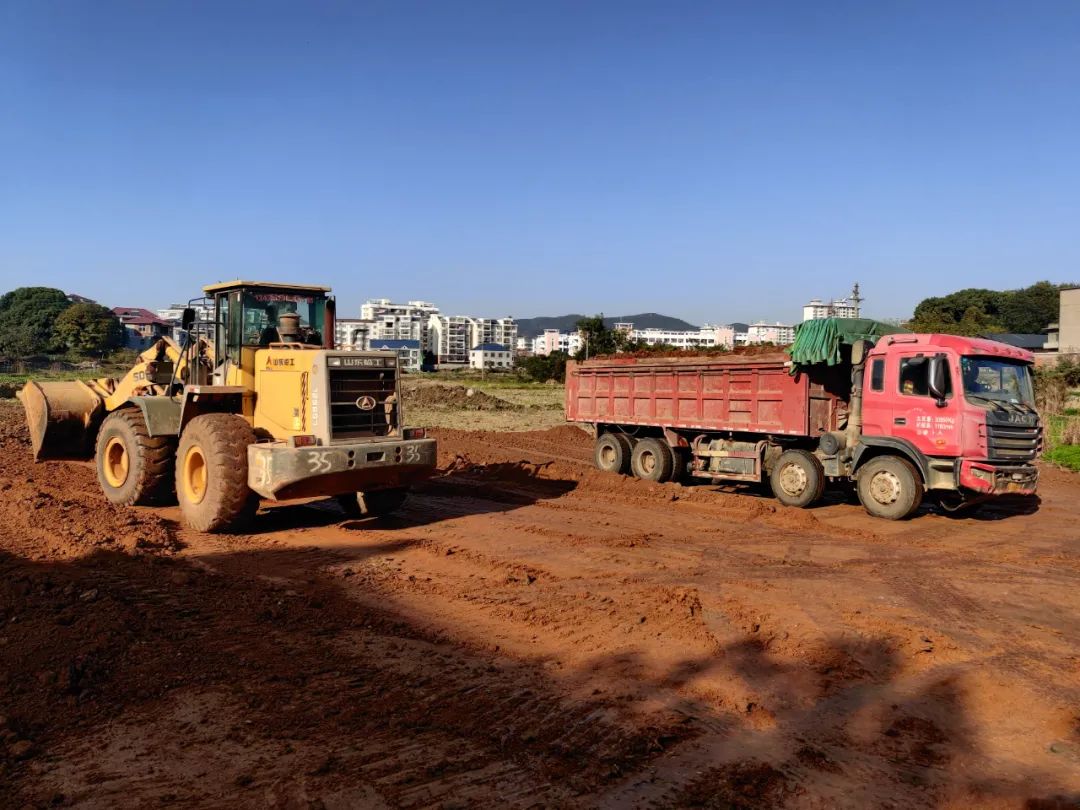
xmin=600 ymin=445 xmax=617 ymax=467
xmin=183 ymin=446 xmax=208 ymax=505
xmin=869 ymin=470 xmax=901 ymax=505
xmin=103 ymin=437 xmax=129 ymax=488
xmin=639 ymin=450 xmax=656 ymax=474
xmin=779 ymin=462 xmax=807 ymax=496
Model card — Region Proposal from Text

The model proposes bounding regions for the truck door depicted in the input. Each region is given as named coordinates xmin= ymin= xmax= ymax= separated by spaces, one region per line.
xmin=861 ymin=354 xmax=891 ymax=437
xmin=890 ymin=352 xmax=962 ymax=457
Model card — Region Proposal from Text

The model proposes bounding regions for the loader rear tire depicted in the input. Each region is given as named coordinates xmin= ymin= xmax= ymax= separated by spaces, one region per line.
xmin=176 ymin=414 xmax=258 ymax=532
xmin=336 ymin=487 xmax=410 ymax=518
xmin=95 ymin=408 xmax=177 ymax=506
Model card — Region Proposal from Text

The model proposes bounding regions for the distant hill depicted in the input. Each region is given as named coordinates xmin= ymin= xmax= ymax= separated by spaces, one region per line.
xmin=517 ymin=312 xmax=698 ymax=338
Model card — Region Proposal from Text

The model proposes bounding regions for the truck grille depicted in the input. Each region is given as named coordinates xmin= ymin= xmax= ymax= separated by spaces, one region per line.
xmin=328 ymin=368 xmax=397 ymax=439
xmin=986 ymin=423 xmax=1041 ymax=462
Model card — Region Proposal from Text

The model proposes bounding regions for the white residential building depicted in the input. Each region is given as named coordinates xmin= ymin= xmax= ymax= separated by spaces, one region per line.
xmin=746 ymin=321 xmax=796 ymax=345
xmin=428 ymin=314 xmax=473 ymax=366
xmin=802 ymin=284 xmax=863 ymax=321
xmin=469 ymin=343 xmax=513 ymax=370
xmin=629 ymin=324 xmax=734 ymax=350
xmin=335 ymin=318 xmax=376 ymax=350
xmin=470 ymin=317 xmax=518 ymax=355
xmin=532 ymin=329 xmax=583 ymax=356
xmin=360 ymin=299 xmax=440 ymax=349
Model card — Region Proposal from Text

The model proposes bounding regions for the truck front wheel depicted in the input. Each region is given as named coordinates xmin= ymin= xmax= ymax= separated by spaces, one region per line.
xmin=595 ymin=433 xmax=632 ymax=475
xmin=857 ymin=456 xmax=923 ymax=520
xmin=770 ymin=449 xmax=825 ymax=508
xmin=630 ymin=438 xmax=675 ymax=482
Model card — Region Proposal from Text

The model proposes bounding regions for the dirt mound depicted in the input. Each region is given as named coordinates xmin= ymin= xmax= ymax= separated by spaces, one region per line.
xmin=405 ymin=383 xmax=518 ymax=411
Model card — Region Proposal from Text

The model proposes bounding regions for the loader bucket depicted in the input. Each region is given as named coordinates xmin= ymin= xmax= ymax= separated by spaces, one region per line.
xmin=18 ymin=380 xmax=105 ymax=461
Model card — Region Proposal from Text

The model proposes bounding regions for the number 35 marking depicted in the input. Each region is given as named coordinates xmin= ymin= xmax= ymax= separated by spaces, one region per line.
xmin=307 ymin=452 xmax=333 ymax=474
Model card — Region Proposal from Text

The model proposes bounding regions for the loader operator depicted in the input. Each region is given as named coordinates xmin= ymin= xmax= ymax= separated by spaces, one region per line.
xmin=257 ymin=302 xmax=321 ymax=346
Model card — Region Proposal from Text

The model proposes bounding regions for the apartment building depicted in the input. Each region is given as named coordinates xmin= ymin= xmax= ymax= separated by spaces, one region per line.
xmin=428 ymin=314 xmax=473 ymax=365
xmin=629 ymin=324 xmax=734 ymax=350
xmin=746 ymin=321 xmax=796 ymax=345
xmin=802 ymin=284 xmax=863 ymax=321
xmin=531 ymin=329 xmax=583 ymax=356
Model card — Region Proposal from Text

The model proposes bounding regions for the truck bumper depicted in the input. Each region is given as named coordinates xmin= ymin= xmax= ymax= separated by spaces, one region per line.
xmin=247 ymin=438 xmax=437 ymax=500
xmin=958 ymin=460 xmax=1038 ymax=496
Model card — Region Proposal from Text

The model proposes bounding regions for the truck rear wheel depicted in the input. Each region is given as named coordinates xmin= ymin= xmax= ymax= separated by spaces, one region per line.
xmin=770 ymin=449 xmax=825 ymax=508
xmin=595 ymin=433 xmax=632 ymax=475
xmin=630 ymin=438 xmax=675 ymax=482
xmin=176 ymin=414 xmax=258 ymax=532
xmin=857 ymin=455 xmax=923 ymax=520
xmin=95 ymin=408 xmax=176 ymax=506
xmin=337 ymin=487 xmax=410 ymax=518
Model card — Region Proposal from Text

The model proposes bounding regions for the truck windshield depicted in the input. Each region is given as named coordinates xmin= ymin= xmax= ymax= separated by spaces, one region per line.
xmin=960 ymin=357 xmax=1035 ymax=408
xmin=242 ymin=290 xmax=325 ymax=346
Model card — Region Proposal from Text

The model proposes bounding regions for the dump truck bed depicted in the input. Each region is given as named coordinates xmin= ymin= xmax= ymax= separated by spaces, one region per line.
xmin=565 ymin=354 xmax=844 ymax=437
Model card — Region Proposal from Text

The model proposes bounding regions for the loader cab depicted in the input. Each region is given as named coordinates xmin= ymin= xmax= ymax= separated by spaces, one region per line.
xmin=203 ymin=281 xmax=331 ymax=386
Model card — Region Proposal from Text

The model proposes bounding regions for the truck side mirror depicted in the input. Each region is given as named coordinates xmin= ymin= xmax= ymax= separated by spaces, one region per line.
xmin=928 ymin=355 xmax=948 ymax=406
xmin=182 ymin=308 xmax=196 ymax=330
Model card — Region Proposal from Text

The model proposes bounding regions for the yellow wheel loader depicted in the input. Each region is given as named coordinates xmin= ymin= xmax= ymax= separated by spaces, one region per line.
xmin=19 ymin=281 xmax=437 ymax=532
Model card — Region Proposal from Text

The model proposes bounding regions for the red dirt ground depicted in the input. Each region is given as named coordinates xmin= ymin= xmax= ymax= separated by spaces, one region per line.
xmin=1 ymin=401 xmax=1079 ymax=808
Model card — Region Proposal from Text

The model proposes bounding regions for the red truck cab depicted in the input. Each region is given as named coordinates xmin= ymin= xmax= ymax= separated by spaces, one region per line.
xmin=861 ymin=334 xmax=1040 ymax=501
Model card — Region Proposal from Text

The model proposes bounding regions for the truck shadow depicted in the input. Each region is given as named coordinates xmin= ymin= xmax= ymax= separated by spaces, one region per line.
xmin=250 ymin=459 xmax=578 ymax=534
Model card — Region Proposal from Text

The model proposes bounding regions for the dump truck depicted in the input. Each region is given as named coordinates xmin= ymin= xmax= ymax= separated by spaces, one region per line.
xmin=566 ymin=319 xmax=1041 ymax=519
xmin=20 ymin=280 xmax=436 ymax=531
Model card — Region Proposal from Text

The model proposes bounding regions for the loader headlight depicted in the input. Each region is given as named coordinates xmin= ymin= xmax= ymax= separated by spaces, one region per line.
xmin=328 ymin=357 xmax=342 ymax=367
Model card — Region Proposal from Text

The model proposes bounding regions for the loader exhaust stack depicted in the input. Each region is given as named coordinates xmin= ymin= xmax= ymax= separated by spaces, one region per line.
xmin=18 ymin=380 xmax=105 ymax=461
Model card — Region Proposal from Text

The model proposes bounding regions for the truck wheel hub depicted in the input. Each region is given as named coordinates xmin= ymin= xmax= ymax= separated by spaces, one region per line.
xmin=869 ymin=470 xmax=901 ymax=505
xmin=779 ymin=463 xmax=807 ymax=495
xmin=600 ymin=446 xmax=616 ymax=466
xmin=639 ymin=451 xmax=656 ymax=474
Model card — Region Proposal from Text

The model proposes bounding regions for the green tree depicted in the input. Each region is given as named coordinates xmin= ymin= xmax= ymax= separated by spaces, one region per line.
xmin=574 ymin=315 xmax=631 ymax=359
xmin=53 ymin=302 xmax=126 ymax=355
xmin=520 ymin=350 xmax=569 ymax=382
xmin=999 ymin=281 xmax=1063 ymax=334
xmin=908 ymin=288 xmax=1007 ymax=334
xmin=0 ymin=287 xmax=73 ymax=356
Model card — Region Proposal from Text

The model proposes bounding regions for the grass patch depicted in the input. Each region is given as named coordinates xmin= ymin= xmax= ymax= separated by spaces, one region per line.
xmin=1046 ymin=445 xmax=1080 ymax=471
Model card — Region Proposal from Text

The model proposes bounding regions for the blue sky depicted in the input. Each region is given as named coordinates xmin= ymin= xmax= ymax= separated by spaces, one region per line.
xmin=1 ymin=1 xmax=1078 ymax=325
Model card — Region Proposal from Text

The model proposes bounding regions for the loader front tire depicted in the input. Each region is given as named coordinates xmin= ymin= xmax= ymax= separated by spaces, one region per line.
xmin=176 ymin=414 xmax=258 ymax=532
xmin=95 ymin=408 xmax=177 ymax=506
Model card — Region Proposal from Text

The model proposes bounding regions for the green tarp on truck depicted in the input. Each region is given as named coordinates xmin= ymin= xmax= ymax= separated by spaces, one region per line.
xmin=789 ymin=318 xmax=911 ymax=369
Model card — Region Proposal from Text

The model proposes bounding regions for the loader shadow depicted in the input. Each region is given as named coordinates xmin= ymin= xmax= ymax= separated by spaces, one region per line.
xmin=1 ymin=543 xmax=1076 ymax=809
xmin=249 ymin=459 xmax=578 ymax=534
